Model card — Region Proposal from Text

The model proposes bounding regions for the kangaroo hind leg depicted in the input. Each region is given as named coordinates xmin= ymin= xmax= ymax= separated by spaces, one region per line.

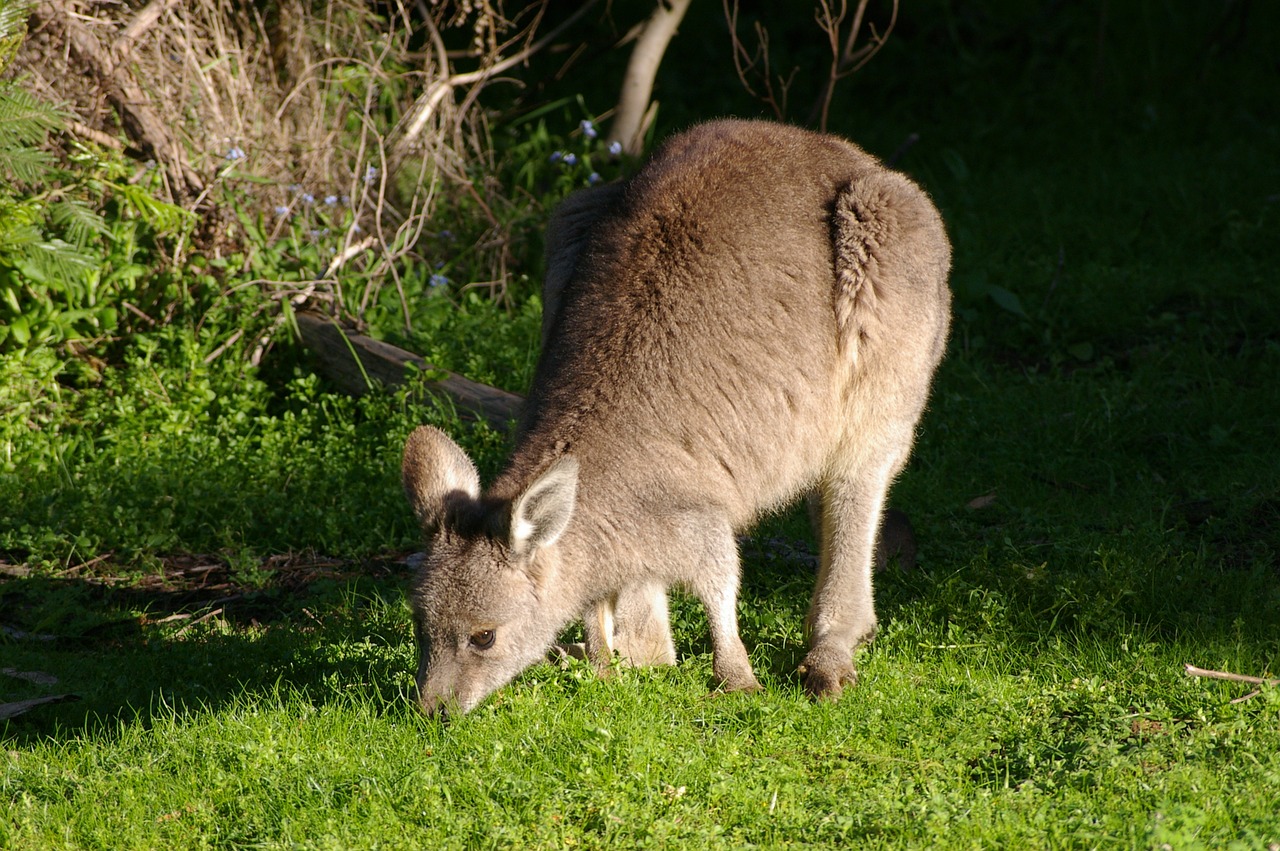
xmin=800 ymin=454 xmax=903 ymax=700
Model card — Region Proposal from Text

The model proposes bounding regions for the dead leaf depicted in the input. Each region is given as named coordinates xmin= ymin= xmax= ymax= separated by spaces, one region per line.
xmin=2 ymin=668 xmax=59 ymax=686
xmin=0 ymin=694 xmax=80 ymax=721
xmin=1 ymin=625 xmax=58 ymax=642
xmin=966 ymin=492 xmax=998 ymax=510
xmin=1130 ymin=718 xmax=1165 ymax=737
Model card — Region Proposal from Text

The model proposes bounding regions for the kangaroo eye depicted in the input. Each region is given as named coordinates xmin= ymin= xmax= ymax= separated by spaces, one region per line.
xmin=470 ymin=629 xmax=496 ymax=650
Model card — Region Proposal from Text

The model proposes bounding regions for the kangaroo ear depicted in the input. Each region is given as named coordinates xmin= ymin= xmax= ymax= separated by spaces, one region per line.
xmin=508 ymin=455 xmax=578 ymax=557
xmin=402 ymin=426 xmax=481 ymax=535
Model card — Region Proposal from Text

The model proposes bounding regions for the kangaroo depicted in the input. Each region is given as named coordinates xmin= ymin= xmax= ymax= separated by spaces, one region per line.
xmin=402 ymin=119 xmax=951 ymax=716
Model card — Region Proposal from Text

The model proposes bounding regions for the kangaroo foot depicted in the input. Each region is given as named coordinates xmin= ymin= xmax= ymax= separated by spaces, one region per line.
xmin=798 ymin=646 xmax=858 ymax=700
xmin=713 ymin=658 xmax=763 ymax=694
xmin=715 ymin=671 xmax=764 ymax=694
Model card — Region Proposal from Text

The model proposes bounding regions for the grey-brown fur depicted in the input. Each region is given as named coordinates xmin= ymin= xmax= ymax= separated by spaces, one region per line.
xmin=541 ymin=182 xmax=678 ymax=670
xmin=402 ymin=119 xmax=951 ymax=716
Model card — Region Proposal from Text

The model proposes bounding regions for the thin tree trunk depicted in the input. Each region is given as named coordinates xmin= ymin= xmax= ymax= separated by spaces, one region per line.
xmin=607 ymin=0 xmax=693 ymax=156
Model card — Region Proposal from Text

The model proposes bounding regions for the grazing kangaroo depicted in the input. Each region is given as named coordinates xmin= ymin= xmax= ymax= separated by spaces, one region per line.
xmin=402 ymin=119 xmax=951 ymax=716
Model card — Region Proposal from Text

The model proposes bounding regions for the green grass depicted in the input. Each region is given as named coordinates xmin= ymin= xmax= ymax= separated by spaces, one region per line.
xmin=4 ymin=4 xmax=1280 ymax=848
xmin=4 ymin=564 xmax=1278 ymax=848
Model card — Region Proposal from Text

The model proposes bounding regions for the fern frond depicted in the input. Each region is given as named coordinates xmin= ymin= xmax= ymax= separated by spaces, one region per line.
xmin=0 ymin=2 xmax=33 ymax=76
xmin=0 ymin=81 xmax=62 ymax=186
xmin=0 ymin=197 xmax=43 ymax=270
xmin=0 ymin=142 xmax=54 ymax=183
xmin=15 ymin=238 xmax=97 ymax=290
xmin=113 ymin=182 xmax=196 ymax=234
xmin=0 ymin=221 xmax=42 ymax=261
xmin=0 ymin=2 xmax=32 ymax=42
xmin=49 ymin=200 xmax=109 ymax=248
xmin=0 ymin=196 xmax=41 ymax=236
xmin=0 ymin=84 xmax=63 ymax=148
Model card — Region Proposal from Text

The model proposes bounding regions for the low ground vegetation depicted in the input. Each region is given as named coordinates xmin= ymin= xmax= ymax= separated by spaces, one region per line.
xmin=3 ymin=2 xmax=1278 ymax=847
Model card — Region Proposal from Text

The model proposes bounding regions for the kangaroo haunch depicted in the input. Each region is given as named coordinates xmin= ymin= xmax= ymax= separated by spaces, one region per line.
xmin=402 ymin=119 xmax=952 ymax=717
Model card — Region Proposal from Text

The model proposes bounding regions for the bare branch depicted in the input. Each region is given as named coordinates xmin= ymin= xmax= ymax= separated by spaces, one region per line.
xmin=810 ymin=0 xmax=899 ymax=131
xmin=838 ymin=0 xmax=870 ymax=69
xmin=113 ymin=0 xmax=183 ymax=64
xmin=65 ymin=120 xmax=124 ymax=151
xmin=390 ymin=0 xmax=601 ymax=168
xmin=721 ymin=1 xmax=798 ymax=122
xmin=31 ymin=0 xmax=205 ymax=199
xmin=323 ymin=235 xmax=379 ymax=280
xmin=723 ymin=0 xmax=762 ymax=101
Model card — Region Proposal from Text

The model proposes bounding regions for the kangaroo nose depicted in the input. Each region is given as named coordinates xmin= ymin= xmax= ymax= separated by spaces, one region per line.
xmin=416 ymin=686 xmax=459 ymax=720
xmin=415 ymin=683 xmax=441 ymax=716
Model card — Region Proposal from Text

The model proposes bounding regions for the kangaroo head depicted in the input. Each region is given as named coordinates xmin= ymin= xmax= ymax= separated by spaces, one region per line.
xmin=401 ymin=426 xmax=578 ymax=717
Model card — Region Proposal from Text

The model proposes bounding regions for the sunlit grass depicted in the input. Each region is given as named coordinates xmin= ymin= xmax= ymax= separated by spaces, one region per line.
xmin=4 ymin=4 xmax=1280 ymax=847
xmin=5 ymin=566 xmax=1278 ymax=848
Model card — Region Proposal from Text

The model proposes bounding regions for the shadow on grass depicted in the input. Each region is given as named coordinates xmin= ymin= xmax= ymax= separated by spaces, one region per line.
xmin=4 ymin=483 xmax=1278 ymax=745
xmin=0 ymin=557 xmax=421 ymax=745
xmin=732 ymin=486 xmax=1280 ymax=693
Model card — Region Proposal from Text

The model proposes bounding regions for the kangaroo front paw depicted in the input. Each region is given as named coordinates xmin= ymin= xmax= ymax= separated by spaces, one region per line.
xmin=550 ymin=641 xmax=589 ymax=667
xmin=798 ymin=649 xmax=858 ymax=700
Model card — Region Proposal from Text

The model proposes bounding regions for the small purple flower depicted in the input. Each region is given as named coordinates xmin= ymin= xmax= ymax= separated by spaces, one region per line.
xmin=324 ymin=195 xmax=338 ymax=206
xmin=340 ymin=194 xmax=350 ymax=205
xmin=301 ymin=193 xmax=315 ymax=205
xmin=288 ymin=183 xmax=302 ymax=193
xmin=549 ymin=151 xmax=563 ymax=164
xmin=429 ymin=273 xmax=450 ymax=288
xmin=439 ymin=229 xmax=454 ymax=241
xmin=363 ymin=165 xmax=379 ymax=184
xmin=580 ymin=119 xmax=598 ymax=140
xmin=274 ymin=205 xmax=289 ymax=217
xmin=225 ymin=146 xmax=245 ymax=161
xmin=588 ymin=172 xmax=602 ymax=185
xmin=608 ymin=140 xmax=623 ymax=157
xmin=309 ymin=227 xmax=329 ymax=239
xmin=563 ymin=153 xmax=578 ymax=166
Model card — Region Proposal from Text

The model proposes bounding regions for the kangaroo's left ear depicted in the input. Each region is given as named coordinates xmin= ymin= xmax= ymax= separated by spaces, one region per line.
xmin=507 ymin=455 xmax=578 ymax=557
xmin=402 ymin=426 xmax=481 ymax=536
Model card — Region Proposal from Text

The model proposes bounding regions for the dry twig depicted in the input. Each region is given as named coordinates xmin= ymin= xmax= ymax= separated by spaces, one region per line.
xmin=1185 ymin=663 xmax=1279 ymax=703
xmin=174 ymin=607 xmax=225 ymax=637
xmin=1184 ymin=663 xmax=1279 ymax=686
xmin=810 ymin=0 xmax=900 ymax=131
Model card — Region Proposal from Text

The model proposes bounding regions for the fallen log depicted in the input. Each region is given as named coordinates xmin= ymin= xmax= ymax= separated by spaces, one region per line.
xmin=293 ymin=311 xmax=522 ymax=430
